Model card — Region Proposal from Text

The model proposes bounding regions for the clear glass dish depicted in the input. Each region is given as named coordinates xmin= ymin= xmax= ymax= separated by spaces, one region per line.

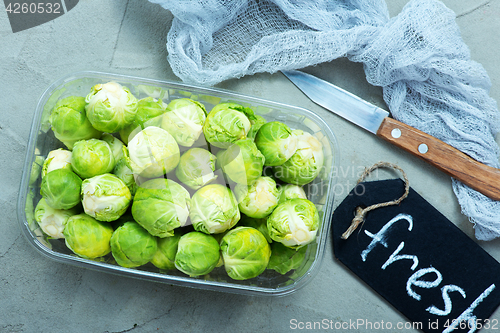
xmin=17 ymin=71 xmax=339 ymax=296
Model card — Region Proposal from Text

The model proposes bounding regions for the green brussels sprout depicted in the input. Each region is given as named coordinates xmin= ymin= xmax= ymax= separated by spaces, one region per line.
xmin=151 ymin=230 xmax=182 ymax=271
xmin=190 ymin=184 xmax=240 ymax=234
xmin=119 ymin=97 xmax=167 ymax=144
xmin=161 ymin=98 xmax=207 ymax=147
xmin=49 ymin=96 xmax=102 ymax=150
xmin=63 ymin=213 xmax=114 ymax=259
xmin=174 ymin=231 xmax=220 ymax=277
xmin=40 ymin=168 xmax=82 ymax=210
xmin=278 ymin=183 xmax=307 ymax=203
xmin=131 ymin=178 xmax=191 ymax=238
xmin=234 ymin=176 xmax=280 ymax=219
xmin=30 ymin=154 xmax=45 ymax=186
xmin=220 ymin=227 xmax=271 ymax=280
xmin=110 ymin=221 xmax=158 ymax=268
xmin=71 ymin=138 xmax=116 ymax=179
xmin=218 ymin=138 xmax=265 ymax=185
xmin=239 ymin=214 xmax=272 ymax=243
xmin=175 ymin=148 xmax=218 ymax=190
xmin=34 ymin=198 xmax=79 ymax=239
xmin=247 ymin=114 xmax=267 ymax=140
xmin=267 ymin=242 xmax=308 ymax=274
xmin=85 ymin=82 xmax=139 ymax=133
xmin=254 ymin=121 xmax=298 ymax=166
xmin=81 ymin=173 xmax=132 ymax=222
xmin=267 ymin=198 xmax=319 ymax=249
xmin=126 ymin=126 xmax=180 ymax=178
xmin=113 ymin=156 xmax=137 ymax=196
xmin=100 ymin=133 xmax=125 ymax=161
xmin=273 ymin=130 xmax=324 ymax=185
xmin=202 ymin=103 xmax=251 ymax=148
xmin=41 ymin=148 xmax=73 ymax=178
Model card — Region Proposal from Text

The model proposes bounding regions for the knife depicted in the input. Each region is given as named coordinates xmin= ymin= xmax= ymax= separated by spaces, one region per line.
xmin=281 ymin=69 xmax=500 ymax=201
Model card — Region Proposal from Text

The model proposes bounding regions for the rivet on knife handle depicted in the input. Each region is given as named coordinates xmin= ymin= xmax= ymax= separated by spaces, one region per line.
xmin=377 ymin=117 xmax=500 ymax=201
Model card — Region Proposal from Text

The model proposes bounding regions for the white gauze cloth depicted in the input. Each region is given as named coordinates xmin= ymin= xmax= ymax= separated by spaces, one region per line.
xmin=148 ymin=0 xmax=500 ymax=241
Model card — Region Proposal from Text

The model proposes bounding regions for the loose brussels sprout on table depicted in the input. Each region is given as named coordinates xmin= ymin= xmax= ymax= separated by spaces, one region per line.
xmin=36 ymin=80 xmax=330 ymax=283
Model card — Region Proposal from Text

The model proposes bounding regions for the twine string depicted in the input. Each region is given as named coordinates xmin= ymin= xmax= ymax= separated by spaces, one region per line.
xmin=341 ymin=162 xmax=410 ymax=240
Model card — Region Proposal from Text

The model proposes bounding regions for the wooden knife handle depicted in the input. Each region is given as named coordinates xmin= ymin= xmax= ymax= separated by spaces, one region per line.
xmin=377 ymin=117 xmax=500 ymax=201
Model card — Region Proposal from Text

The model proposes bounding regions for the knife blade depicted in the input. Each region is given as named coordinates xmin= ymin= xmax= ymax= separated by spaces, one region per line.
xmin=281 ymin=69 xmax=500 ymax=201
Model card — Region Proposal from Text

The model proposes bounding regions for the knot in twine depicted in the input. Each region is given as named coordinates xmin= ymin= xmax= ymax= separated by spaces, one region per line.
xmin=341 ymin=162 xmax=410 ymax=240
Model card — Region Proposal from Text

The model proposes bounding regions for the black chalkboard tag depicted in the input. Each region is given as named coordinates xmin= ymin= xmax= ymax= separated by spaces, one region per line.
xmin=332 ymin=179 xmax=500 ymax=333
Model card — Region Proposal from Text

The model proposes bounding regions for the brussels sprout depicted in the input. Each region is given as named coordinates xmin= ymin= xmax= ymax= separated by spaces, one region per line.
xmin=131 ymin=178 xmax=191 ymax=238
xmin=247 ymin=114 xmax=267 ymax=140
xmin=126 ymin=126 xmax=180 ymax=178
xmin=202 ymin=103 xmax=251 ymax=148
xmin=110 ymin=221 xmax=158 ymax=268
xmin=40 ymin=168 xmax=82 ymax=210
xmin=81 ymin=173 xmax=132 ymax=222
xmin=71 ymin=138 xmax=116 ymax=179
xmin=175 ymin=148 xmax=218 ymax=190
xmin=267 ymin=241 xmax=308 ymax=274
xmin=254 ymin=121 xmax=298 ymax=166
xmin=273 ymin=130 xmax=324 ymax=185
xmin=101 ymin=133 xmax=125 ymax=161
xmin=220 ymin=227 xmax=271 ymax=280
xmin=41 ymin=148 xmax=73 ymax=178
xmin=30 ymin=155 xmax=45 ymax=185
xmin=113 ymin=156 xmax=137 ymax=196
xmin=239 ymin=214 xmax=272 ymax=243
xmin=63 ymin=213 xmax=114 ymax=259
xmin=190 ymin=184 xmax=240 ymax=234
xmin=151 ymin=230 xmax=182 ymax=271
xmin=174 ymin=231 xmax=220 ymax=277
xmin=85 ymin=82 xmax=139 ymax=133
xmin=234 ymin=176 xmax=279 ymax=219
xmin=218 ymin=138 xmax=265 ymax=185
xmin=119 ymin=97 xmax=167 ymax=144
xmin=34 ymin=198 xmax=79 ymax=239
xmin=49 ymin=96 xmax=102 ymax=150
xmin=267 ymin=198 xmax=319 ymax=249
xmin=278 ymin=183 xmax=307 ymax=203
xmin=161 ymin=98 xmax=207 ymax=147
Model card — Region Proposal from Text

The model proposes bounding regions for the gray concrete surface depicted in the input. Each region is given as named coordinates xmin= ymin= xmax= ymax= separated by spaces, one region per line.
xmin=1 ymin=1 xmax=500 ymax=332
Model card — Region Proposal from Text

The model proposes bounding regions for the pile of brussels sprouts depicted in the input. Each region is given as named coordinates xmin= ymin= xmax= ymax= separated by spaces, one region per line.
xmin=32 ymin=81 xmax=325 ymax=281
